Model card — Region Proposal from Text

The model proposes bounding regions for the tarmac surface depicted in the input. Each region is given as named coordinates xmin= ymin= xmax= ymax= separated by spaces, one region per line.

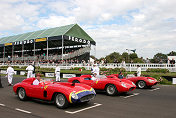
xmin=0 ymin=76 xmax=176 ymax=118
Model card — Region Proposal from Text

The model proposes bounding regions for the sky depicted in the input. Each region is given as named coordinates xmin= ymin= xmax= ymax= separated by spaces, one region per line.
xmin=0 ymin=0 xmax=176 ymax=59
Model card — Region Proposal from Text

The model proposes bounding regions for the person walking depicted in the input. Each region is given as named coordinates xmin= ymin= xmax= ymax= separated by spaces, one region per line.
xmin=26 ymin=64 xmax=34 ymax=78
xmin=136 ymin=65 xmax=141 ymax=77
xmin=6 ymin=65 xmax=15 ymax=86
xmin=55 ymin=64 xmax=60 ymax=82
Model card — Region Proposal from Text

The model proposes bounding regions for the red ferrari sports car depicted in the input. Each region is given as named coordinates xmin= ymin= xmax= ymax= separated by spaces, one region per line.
xmin=109 ymin=74 xmax=158 ymax=89
xmin=68 ymin=75 xmax=136 ymax=96
xmin=13 ymin=78 xmax=96 ymax=109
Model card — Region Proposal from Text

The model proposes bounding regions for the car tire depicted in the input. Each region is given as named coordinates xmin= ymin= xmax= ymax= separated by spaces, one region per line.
xmin=72 ymin=80 xmax=80 ymax=83
xmin=137 ymin=80 xmax=146 ymax=89
xmin=17 ymin=88 xmax=27 ymax=101
xmin=54 ymin=93 xmax=69 ymax=109
xmin=105 ymin=84 xmax=118 ymax=96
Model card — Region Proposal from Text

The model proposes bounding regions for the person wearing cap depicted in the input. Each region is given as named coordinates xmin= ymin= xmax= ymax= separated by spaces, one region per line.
xmin=55 ymin=64 xmax=60 ymax=82
xmin=26 ymin=64 xmax=34 ymax=78
xmin=92 ymin=64 xmax=100 ymax=75
xmin=6 ymin=65 xmax=15 ymax=86
xmin=33 ymin=73 xmax=41 ymax=85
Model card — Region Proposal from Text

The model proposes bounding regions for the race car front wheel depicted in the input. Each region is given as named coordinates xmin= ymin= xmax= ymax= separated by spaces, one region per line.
xmin=17 ymin=88 xmax=27 ymax=101
xmin=105 ymin=84 xmax=118 ymax=96
xmin=137 ymin=80 xmax=146 ymax=89
xmin=54 ymin=93 xmax=69 ymax=109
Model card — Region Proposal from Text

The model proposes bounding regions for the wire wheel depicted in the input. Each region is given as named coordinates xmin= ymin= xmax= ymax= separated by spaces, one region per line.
xmin=18 ymin=88 xmax=27 ymax=100
xmin=55 ymin=93 xmax=68 ymax=109
xmin=106 ymin=84 xmax=117 ymax=96
xmin=137 ymin=81 xmax=146 ymax=89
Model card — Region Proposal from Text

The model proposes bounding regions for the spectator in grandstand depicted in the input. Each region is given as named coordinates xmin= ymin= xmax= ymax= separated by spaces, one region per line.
xmin=26 ymin=63 xmax=34 ymax=78
xmin=6 ymin=65 xmax=15 ymax=86
xmin=55 ymin=64 xmax=60 ymax=82
xmin=136 ymin=65 xmax=141 ymax=77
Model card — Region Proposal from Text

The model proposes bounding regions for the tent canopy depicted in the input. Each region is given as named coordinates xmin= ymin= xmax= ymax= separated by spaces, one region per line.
xmin=0 ymin=24 xmax=96 ymax=47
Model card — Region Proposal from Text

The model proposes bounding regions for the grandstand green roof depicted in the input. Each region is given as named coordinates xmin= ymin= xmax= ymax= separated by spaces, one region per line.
xmin=0 ymin=24 xmax=95 ymax=45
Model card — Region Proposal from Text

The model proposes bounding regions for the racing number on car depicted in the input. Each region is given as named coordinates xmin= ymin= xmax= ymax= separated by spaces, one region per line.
xmin=44 ymin=85 xmax=48 ymax=90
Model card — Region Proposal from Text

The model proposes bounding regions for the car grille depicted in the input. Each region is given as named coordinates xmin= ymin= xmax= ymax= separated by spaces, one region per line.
xmin=80 ymin=94 xmax=95 ymax=102
xmin=129 ymin=87 xmax=135 ymax=91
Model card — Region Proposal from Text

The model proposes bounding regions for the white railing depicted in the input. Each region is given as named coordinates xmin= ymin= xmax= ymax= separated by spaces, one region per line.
xmin=0 ymin=63 xmax=176 ymax=72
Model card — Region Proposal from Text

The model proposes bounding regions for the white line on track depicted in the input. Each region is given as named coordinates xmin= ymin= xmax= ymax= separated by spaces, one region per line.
xmin=0 ymin=103 xmax=5 ymax=106
xmin=15 ymin=108 xmax=32 ymax=114
xmin=149 ymin=88 xmax=160 ymax=91
xmin=65 ymin=103 xmax=102 ymax=114
xmin=124 ymin=93 xmax=140 ymax=99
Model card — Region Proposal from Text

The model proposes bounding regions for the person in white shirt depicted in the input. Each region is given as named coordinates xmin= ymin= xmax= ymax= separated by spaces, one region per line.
xmin=33 ymin=73 xmax=41 ymax=85
xmin=6 ymin=65 xmax=15 ymax=86
xmin=92 ymin=64 xmax=100 ymax=75
xmin=26 ymin=64 xmax=34 ymax=78
xmin=137 ymin=65 xmax=141 ymax=77
xmin=91 ymin=73 xmax=97 ymax=81
xmin=55 ymin=64 xmax=60 ymax=82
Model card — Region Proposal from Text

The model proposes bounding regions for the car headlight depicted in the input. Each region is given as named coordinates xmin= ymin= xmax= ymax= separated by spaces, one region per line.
xmin=71 ymin=92 xmax=78 ymax=99
xmin=148 ymin=79 xmax=154 ymax=83
xmin=92 ymin=88 xmax=96 ymax=94
xmin=121 ymin=82 xmax=127 ymax=88
xmin=132 ymin=82 xmax=136 ymax=86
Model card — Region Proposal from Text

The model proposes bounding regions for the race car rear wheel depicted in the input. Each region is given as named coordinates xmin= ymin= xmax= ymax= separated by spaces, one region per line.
xmin=105 ymin=84 xmax=118 ymax=96
xmin=54 ymin=93 xmax=69 ymax=109
xmin=17 ymin=88 xmax=27 ymax=101
xmin=137 ymin=80 xmax=146 ymax=89
xmin=72 ymin=80 xmax=80 ymax=83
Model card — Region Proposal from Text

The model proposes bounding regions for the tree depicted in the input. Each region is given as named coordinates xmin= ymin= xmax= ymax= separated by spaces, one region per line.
xmin=153 ymin=53 xmax=167 ymax=63
xmin=105 ymin=52 xmax=121 ymax=63
xmin=168 ymin=51 xmax=176 ymax=56
xmin=129 ymin=53 xmax=138 ymax=60
xmin=122 ymin=52 xmax=129 ymax=62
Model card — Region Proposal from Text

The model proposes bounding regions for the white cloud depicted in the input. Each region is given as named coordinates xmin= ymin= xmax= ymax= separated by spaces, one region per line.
xmin=0 ymin=0 xmax=176 ymax=59
xmin=37 ymin=15 xmax=77 ymax=28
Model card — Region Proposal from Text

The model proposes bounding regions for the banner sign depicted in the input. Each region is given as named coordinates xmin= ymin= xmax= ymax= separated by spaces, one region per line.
xmin=173 ymin=78 xmax=176 ymax=84
xmin=45 ymin=73 xmax=55 ymax=77
xmin=1 ymin=70 xmax=6 ymax=74
xmin=14 ymin=39 xmax=34 ymax=45
xmin=35 ymin=38 xmax=47 ymax=42
xmin=20 ymin=71 xmax=26 ymax=75
xmin=63 ymin=74 xmax=76 ymax=78
xmin=4 ymin=43 xmax=13 ymax=46
xmin=68 ymin=36 xmax=90 ymax=44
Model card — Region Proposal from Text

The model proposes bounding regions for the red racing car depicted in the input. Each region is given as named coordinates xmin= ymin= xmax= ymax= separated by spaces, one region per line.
xmin=13 ymin=78 xmax=96 ymax=109
xmin=109 ymin=74 xmax=158 ymax=89
xmin=68 ymin=75 xmax=136 ymax=96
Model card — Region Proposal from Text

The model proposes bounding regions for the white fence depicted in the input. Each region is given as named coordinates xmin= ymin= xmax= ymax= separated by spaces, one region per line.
xmin=0 ymin=63 xmax=176 ymax=72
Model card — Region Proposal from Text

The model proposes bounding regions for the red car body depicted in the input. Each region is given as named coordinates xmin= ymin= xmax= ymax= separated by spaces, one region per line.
xmin=13 ymin=78 xmax=96 ymax=108
xmin=68 ymin=75 xmax=136 ymax=95
xmin=109 ymin=74 xmax=158 ymax=89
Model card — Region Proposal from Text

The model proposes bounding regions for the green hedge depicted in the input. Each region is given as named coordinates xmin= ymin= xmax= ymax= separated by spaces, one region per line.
xmin=146 ymin=68 xmax=169 ymax=73
xmin=71 ymin=67 xmax=86 ymax=70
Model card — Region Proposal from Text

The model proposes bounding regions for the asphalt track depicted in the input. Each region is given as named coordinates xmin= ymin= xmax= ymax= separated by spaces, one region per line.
xmin=0 ymin=76 xmax=176 ymax=118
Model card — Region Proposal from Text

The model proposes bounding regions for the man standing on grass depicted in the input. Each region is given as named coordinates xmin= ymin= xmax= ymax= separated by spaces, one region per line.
xmin=55 ymin=64 xmax=60 ymax=82
xmin=26 ymin=63 xmax=34 ymax=78
xmin=137 ymin=65 xmax=141 ymax=77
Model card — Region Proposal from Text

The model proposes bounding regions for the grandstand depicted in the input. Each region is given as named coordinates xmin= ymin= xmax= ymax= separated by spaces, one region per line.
xmin=0 ymin=24 xmax=96 ymax=64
